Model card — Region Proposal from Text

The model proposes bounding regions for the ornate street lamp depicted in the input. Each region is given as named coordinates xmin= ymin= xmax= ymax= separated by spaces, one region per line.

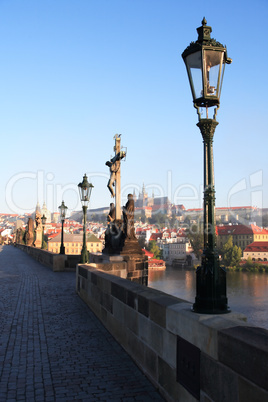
xmin=41 ymin=214 xmax=47 ymax=249
xmin=78 ymin=174 xmax=94 ymax=263
xmin=182 ymin=18 xmax=232 ymax=314
xmin=58 ymin=201 xmax=68 ymax=255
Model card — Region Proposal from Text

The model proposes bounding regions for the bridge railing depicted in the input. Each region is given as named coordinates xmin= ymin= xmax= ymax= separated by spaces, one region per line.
xmin=77 ymin=264 xmax=268 ymax=402
xmin=15 ymin=244 xmax=79 ymax=271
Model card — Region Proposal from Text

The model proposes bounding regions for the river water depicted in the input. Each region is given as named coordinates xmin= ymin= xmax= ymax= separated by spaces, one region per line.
xmin=148 ymin=266 xmax=268 ymax=330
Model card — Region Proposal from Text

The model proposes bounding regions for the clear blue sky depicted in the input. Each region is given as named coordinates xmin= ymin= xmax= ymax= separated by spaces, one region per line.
xmin=0 ymin=0 xmax=267 ymax=215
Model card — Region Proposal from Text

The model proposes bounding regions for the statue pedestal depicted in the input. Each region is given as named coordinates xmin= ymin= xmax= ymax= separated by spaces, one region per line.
xmin=90 ymin=245 xmax=148 ymax=286
xmin=34 ymin=228 xmax=42 ymax=248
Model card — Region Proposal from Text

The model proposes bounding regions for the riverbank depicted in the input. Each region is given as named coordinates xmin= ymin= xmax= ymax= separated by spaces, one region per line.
xmin=173 ymin=262 xmax=268 ymax=273
xmin=228 ymin=265 xmax=268 ymax=273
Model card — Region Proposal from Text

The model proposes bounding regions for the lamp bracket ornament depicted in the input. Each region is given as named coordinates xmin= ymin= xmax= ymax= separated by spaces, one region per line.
xmin=197 ymin=118 xmax=218 ymax=142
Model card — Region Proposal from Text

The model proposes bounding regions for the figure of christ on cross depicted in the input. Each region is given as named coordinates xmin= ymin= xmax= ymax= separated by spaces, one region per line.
xmin=105 ymin=134 xmax=126 ymax=221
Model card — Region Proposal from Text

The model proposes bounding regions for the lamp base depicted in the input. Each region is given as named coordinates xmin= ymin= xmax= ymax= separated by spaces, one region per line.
xmin=193 ymin=249 xmax=230 ymax=314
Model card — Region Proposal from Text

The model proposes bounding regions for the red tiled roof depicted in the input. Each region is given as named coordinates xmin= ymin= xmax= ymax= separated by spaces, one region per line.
xmin=0 ymin=213 xmax=19 ymax=217
xmin=186 ymin=206 xmax=256 ymax=212
xmin=47 ymin=230 xmax=61 ymax=239
xmin=149 ymin=233 xmax=163 ymax=241
xmin=244 ymin=242 xmax=268 ymax=252
xmin=216 ymin=206 xmax=256 ymax=210
xmin=217 ymin=224 xmax=268 ymax=236
xmin=142 ymin=249 xmax=154 ymax=259
xmin=150 ymin=204 xmax=169 ymax=211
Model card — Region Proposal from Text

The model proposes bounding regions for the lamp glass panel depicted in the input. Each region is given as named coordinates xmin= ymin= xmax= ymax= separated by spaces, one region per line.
xmin=203 ymin=50 xmax=224 ymax=98
xmin=185 ymin=51 xmax=202 ymax=100
xmin=61 ymin=208 xmax=66 ymax=219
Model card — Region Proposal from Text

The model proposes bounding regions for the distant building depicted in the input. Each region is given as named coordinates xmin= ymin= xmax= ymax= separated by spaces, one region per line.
xmin=51 ymin=212 xmax=60 ymax=223
xmin=48 ymin=233 xmax=103 ymax=254
xmin=41 ymin=202 xmax=51 ymax=223
xmin=185 ymin=206 xmax=258 ymax=224
xmin=134 ymin=183 xmax=185 ymax=217
xmin=217 ymin=224 xmax=268 ymax=251
xmin=243 ymin=242 xmax=268 ymax=262
xmin=161 ymin=237 xmax=192 ymax=264
xmin=142 ymin=249 xmax=166 ymax=270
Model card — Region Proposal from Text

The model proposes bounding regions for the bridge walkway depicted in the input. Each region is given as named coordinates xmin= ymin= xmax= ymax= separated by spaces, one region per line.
xmin=0 ymin=246 xmax=164 ymax=401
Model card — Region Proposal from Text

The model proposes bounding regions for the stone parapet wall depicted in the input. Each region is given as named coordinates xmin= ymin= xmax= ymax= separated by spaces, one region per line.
xmin=76 ymin=264 xmax=268 ymax=402
xmin=15 ymin=244 xmax=79 ymax=271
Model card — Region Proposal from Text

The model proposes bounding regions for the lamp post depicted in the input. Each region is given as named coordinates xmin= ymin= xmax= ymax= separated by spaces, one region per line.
xmin=41 ymin=214 xmax=47 ymax=249
xmin=59 ymin=201 xmax=68 ymax=255
xmin=78 ymin=174 xmax=94 ymax=263
xmin=182 ymin=18 xmax=232 ymax=314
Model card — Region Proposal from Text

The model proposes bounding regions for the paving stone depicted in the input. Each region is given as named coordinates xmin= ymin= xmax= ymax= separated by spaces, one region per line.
xmin=0 ymin=245 xmax=164 ymax=401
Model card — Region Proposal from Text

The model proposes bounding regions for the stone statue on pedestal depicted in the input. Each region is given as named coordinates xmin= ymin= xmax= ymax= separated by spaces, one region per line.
xmin=25 ymin=218 xmax=34 ymax=246
xmin=34 ymin=212 xmax=42 ymax=248
xmin=16 ymin=228 xmax=23 ymax=244
xmin=123 ymin=194 xmax=135 ymax=240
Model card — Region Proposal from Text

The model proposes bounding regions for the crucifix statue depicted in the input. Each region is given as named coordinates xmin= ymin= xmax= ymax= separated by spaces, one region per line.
xmin=106 ymin=134 xmax=126 ymax=220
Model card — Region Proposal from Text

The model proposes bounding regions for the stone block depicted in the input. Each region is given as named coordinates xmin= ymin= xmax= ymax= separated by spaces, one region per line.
xmin=113 ymin=298 xmax=126 ymax=324
xmin=138 ymin=314 xmax=164 ymax=357
xmin=127 ymin=330 xmax=145 ymax=366
xmin=126 ymin=289 xmax=138 ymax=310
xmin=218 ymin=326 xmax=268 ymax=391
xmin=105 ymin=311 xmax=128 ymax=350
xmin=166 ymin=303 xmax=248 ymax=360
xmin=162 ymin=330 xmax=177 ymax=368
xmin=148 ymin=320 xmax=164 ymax=356
xmin=111 ymin=281 xmax=126 ymax=303
xmin=78 ymin=266 xmax=88 ymax=278
xmin=138 ymin=314 xmax=150 ymax=344
xmin=149 ymin=294 xmax=180 ymax=328
xmin=158 ymin=357 xmax=195 ymax=402
xmin=138 ymin=294 xmax=150 ymax=317
xmin=91 ymin=283 xmax=101 ymax=304
xmin=125 ymin=305 xmax=139 ymax=336
xmin=144 ymin=344 xmax=158 ymax=381
xmin=100 ymin=305 xmax=108 ymax=323
xmin=238 ymin=376 xmax=268 ymax=402
xmin=137 ymin=288 xmax=163 ymax=318
xmin=98 ymin=275 xmax=111 ymax=294
xmin=91 ymin=271 xmax=98 ymax=285
xmin=177 ymin=335 xmax=200 ymax=400
xmin=200 ymin=353 xmax=238 ymax=402
xmin=101 ymin=292 xmax=113 ymax=314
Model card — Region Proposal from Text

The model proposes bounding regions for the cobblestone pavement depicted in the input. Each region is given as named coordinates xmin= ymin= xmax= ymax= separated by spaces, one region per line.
xmin=0 ymin=246 xmax=164 ymax=401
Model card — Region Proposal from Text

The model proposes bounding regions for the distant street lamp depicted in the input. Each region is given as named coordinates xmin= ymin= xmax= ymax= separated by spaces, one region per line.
xmin=182 ymin=18 xmax=232 ymax=313
xmin=41 ymin=214 xmax=47 ymax=249
xmin=59 ymin=201 xmax=68 ymax=255
xmin=78 ymin=174 xmax=94 ymax=263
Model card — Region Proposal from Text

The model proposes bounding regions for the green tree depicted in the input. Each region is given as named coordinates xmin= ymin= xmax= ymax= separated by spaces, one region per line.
xmin=244 ymin=256 xmax=254 ymax=270
xmin=222 ymin=236 xmax=242 ymax=268
xmin=135 ymin=209 xmax=146 ymax=223
xmin=138 ymin=237 xmax=146 ymax=249
xmin=186 ymin=224 xmax=203 ymax=260
xmin=148 ymin=213 xmax=167 ymax=228
xmin=148 ymin=240 xmax=161 ymax=259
